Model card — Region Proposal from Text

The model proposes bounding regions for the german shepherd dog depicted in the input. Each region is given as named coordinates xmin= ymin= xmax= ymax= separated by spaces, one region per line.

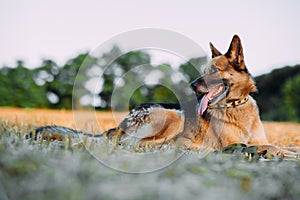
xmin=30 ymin=35 xmax=298 ymax=157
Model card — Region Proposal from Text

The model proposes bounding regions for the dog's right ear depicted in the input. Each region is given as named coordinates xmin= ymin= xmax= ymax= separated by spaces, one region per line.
xmin=209 ymin=42 xmax=222 ymax=58
xmin=225 ymin=35 xmax=247 ymax=72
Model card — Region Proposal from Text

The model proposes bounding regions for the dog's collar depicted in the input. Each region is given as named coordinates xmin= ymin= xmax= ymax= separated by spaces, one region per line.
xmin=208 ymin=97 xmax=249 ymax=109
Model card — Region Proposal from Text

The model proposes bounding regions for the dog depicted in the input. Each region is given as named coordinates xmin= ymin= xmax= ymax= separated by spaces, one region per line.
xmin=29 ymin=35 xmax=297 ymax=157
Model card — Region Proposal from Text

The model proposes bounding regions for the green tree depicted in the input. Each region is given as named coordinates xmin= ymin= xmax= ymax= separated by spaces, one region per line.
xmin=254 ymin=65 xmax=300 ymax=121
xmin=283 ymin=75 xmax=300 ymax=122
xmin=0 ymin=61 xmax=49 ymax=108
xmin=45 ymin=53 xmax=92 ymax=109
xmin=179 ymin=57 xmax=207 ymax=82
xmin=98 ymin=48 xmax=152 ymax=110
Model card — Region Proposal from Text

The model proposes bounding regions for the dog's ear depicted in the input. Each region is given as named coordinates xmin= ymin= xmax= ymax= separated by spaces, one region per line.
xmin=209 ymin=42 xmax=222 ymax=58
xmin=225 ymin=35 xmax=247 ymax=72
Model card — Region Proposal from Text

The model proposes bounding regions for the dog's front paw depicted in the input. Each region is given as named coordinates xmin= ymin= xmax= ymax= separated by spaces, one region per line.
xmin=257 ymin=145 xmax=299 ymax=159
xmin=176 ymin=137 xmax=200 ymax=151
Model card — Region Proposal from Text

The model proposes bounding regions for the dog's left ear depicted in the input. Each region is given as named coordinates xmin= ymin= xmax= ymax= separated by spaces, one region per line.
xmin=209 ymin=42 xmax=222 ymax=58
xmin=225 ymin=35 xmax=247 ymax=71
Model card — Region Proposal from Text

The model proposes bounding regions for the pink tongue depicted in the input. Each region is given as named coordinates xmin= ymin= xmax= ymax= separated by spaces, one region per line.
xmin=199 ymin=92 xmax=214 ymax=116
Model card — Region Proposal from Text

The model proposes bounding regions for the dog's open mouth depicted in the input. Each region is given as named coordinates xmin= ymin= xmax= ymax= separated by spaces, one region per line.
xmin=198 ymin=83 xmax=229 ymax=115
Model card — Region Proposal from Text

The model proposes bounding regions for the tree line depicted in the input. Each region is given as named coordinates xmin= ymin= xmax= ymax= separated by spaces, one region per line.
xmin=254 ymin=65 xmax=300 ymax=122
xmin=0 ymin=46 xmax=299 ymax=122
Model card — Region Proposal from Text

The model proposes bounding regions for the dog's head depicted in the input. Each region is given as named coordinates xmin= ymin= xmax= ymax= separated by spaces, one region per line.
xmin=191 ymin=35 xmax=256 ymax=115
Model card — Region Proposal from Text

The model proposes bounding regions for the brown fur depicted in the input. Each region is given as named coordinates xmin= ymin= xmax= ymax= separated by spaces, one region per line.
xmin=107 ymin=35 xmax=298 ymax=157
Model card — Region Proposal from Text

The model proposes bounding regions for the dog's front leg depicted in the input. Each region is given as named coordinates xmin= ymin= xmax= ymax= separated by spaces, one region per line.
xmin=248 ymin=119 xmax=269 ymax=145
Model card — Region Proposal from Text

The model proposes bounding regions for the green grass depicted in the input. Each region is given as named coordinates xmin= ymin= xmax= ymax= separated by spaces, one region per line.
xmin=1 ymin=121 xmax=300 ymax=200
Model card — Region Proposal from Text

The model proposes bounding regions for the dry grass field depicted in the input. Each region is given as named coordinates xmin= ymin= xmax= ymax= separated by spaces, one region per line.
xmin=0 ymin=107 xmax=299 ymax=147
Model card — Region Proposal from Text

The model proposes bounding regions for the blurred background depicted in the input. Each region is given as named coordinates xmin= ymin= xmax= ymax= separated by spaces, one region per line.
xmin=0 ymin=0 xmax=300 ymax=121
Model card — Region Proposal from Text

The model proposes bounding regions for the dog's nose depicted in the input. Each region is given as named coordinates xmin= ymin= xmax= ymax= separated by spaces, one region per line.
xmin=190 ymin=80 xmax=198 ymax=91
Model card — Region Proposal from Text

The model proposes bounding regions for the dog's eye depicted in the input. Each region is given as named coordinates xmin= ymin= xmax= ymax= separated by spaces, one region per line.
xmin=209 ymin=66 xmax=219 ymax=74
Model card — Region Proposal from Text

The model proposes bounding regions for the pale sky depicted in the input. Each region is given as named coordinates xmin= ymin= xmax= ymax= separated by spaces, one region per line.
xmin=0 ymin=0 xmax=300 ymax=76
